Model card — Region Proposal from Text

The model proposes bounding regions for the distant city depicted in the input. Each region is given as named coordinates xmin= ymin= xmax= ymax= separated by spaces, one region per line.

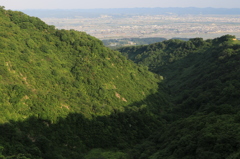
xmin=23 ymin=8 xmax=240 ymax=40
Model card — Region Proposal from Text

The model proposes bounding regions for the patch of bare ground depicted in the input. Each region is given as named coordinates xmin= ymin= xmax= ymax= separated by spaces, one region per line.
xmin=5 ymin=62 xmax=16 ymax=73
xmin=61 ymin=103 xmax=70 ymax=110
xmin=115 ymin=92 xmax=127 ymax=102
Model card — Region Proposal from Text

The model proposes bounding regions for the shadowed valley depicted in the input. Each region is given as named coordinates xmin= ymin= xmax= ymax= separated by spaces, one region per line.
xmin=1 ymin=6 xmax=240 ymax=159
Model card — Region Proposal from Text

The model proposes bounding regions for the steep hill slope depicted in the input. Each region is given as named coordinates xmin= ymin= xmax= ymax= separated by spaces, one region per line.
xmin=119 ymin=35 xmax=240 ymax=158
xmin=118 ymin=35 xmax=240 ymax=116
xmin=118 ymin=37 xmax=208 ymax=73
xmin=0 ymin=7 xmax=167 ymax=122
xmin=0 ymin=7 xmax=169 ymax=158
xmin=3 ymin=6 xmax=240 ymax=159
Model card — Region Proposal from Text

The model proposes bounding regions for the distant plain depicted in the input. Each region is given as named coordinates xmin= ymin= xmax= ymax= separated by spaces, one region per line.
xmin=23 ymin=8 xmax=240 ymax=40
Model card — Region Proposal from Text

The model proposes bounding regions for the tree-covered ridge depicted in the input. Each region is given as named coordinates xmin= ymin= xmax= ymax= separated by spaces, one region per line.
xmin=2 ymin=6 xmax=240 ymax=159
xmin=119 ymin=34 xmax=240 ymax=158
xmin=118 ymin=34 xmax=240 ymax=115
xmin=0 ymin=7 xmax=167 ymax=123
xmin=117 ymin=37 xmax=209 ymax=72
xmin=0 ymin=7 xmax=171 ymax=158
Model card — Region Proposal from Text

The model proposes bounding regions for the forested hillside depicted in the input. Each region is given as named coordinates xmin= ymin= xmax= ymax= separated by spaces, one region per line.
xmin=2 ymin=6 xmax=240 ymax=159
xmin=0 ymin=7 xmax=169 ymax=158
xmin=119 ymin=35 xmax=240 ymax=158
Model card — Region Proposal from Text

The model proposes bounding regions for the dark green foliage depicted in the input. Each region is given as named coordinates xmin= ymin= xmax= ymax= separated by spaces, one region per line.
xmin=0 ymin=7 xmax=169 ymax=158
xmin=119 ymin=34 xmax=240 ymax=159
xmin=117 ymin=37 xmax=210 ymax=72
xmin=0 ymin=107 xmax=164 ymax=158
xmin=2 ymin=6 xmax=240 ymax=159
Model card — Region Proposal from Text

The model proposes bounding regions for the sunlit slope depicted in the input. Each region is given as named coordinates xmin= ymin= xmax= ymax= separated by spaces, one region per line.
xmin=0 ymin=8 xmax=166 ymax=123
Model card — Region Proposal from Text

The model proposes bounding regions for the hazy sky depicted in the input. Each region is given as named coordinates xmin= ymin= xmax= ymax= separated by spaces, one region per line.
xmin=1 ymin=0 xmax=240 ymax=10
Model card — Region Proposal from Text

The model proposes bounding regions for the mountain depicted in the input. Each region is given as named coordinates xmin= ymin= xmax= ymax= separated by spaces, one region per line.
xmin=0 ymin=7 xmax=169 ymax=158
xmin=2 ymin=6 xmax=240 ymax=159
xmin=118 ymin=35 xmax=240 ymax=158
xmin=118 ymin=34 xmax=240 ymax=114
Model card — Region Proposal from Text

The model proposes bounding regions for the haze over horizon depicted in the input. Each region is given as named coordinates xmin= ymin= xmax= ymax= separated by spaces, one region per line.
xmin=1 ymin=0 xmax=240 ymax=10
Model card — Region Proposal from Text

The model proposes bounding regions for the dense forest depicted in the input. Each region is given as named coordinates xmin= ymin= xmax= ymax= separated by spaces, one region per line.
xmin=0 ymin=6 xmax=169 ymax=158
xmin=118 ymin=35 xmax=240 ymax=158
xmin=1 ymin=6 xmax=240 ymax=159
